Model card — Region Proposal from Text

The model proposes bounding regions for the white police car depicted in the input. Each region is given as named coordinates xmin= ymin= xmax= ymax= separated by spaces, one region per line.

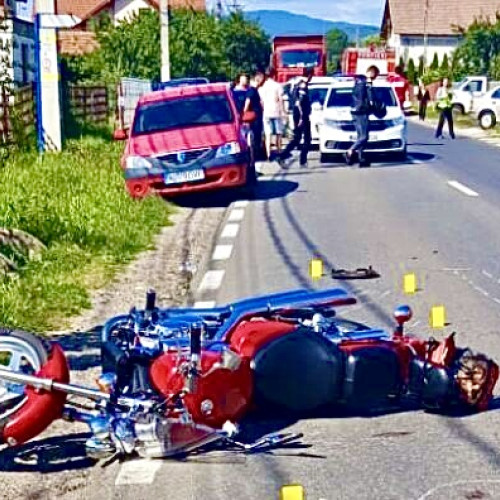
xmin=319 ymin=78 xmax=407 ymax=162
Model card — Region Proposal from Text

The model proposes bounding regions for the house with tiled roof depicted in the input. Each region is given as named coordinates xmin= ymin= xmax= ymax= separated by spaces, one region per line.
xmin=0 ymin=0 xmax=35 ymax=85
xmin=57 ymin=0 xmax=206 ymax=55
xmin=381 ymin=0 xmax=500 ymax=65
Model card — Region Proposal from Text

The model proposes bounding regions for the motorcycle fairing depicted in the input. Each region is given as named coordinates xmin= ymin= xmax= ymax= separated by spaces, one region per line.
xmin=1 ymin=344 xmax=69 ymax=446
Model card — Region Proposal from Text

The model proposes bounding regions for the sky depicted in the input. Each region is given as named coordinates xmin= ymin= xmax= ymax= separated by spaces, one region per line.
xmin=206 ymin=0 xmax=386 ymax=26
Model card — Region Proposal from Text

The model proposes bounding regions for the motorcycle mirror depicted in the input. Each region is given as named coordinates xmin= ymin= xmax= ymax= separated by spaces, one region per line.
xmin=145 ymin=289 xmax=156 ymax=312
xmin=393 ymin=305 xmax=413 ymax=326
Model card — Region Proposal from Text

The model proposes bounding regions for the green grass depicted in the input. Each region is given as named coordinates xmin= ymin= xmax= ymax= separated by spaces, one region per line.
xmin=0 ymin=130 xmax=172 ymax=332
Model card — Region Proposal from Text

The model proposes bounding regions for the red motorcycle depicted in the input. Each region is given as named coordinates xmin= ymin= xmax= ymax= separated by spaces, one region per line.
xmin=0 ymin=288 xmax=497 ymax=460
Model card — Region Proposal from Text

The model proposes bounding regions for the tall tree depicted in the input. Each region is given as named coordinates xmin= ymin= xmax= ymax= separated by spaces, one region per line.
xmin=453 ymin=13 xmax=500 ymax=78
xmin=430 ymin=53 xmax=439 ymax=71
xmin=407 ymin=58 xmax=416 ymax=84
xmin=418 ymin=56 xmax=425 ymax=78
xmin=326 ymin=28 xmax=349 ymax=73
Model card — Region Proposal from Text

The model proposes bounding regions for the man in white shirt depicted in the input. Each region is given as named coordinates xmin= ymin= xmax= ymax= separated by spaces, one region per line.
xmin=259 ymin=68 xmax=285 ymax=160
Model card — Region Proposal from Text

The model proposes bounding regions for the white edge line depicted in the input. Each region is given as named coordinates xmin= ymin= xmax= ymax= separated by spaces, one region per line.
xmin=212 ymin=244 xmax=233 ymax=261
xmin=221 ymin=223 xmax=240 ymax=239
xmin=198 ymin=270 xmax=225 ymax=291
xmin=228 ymin=208 xmax=246 ymax=222
xmin=234 ymin=200 xmax=249 ymax=208
xmin=447 ymin=180 xmax=479 ymax=197
xmin=194 ymin=301 xmax=216 ymax=309
xmin=115 ymin=459 xmax=161 ymax=486
xmin=482 ymin=270 xmax=493 ymax=279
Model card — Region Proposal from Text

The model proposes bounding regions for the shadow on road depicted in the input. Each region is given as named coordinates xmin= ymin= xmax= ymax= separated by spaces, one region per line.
xmin=170 ymin=179 xmax=299 ymax=208
xmin=0 ymin=432 xmax=95 ymax=473
xmin=52 ymin=326 xmax=102 ymax=371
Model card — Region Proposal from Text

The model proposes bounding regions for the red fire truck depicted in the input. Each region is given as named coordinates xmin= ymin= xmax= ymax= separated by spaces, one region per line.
xmin=341 ymin=46 xmax=396 ymax=75
xmin=272 ymin=35 xmax=327 ymax=83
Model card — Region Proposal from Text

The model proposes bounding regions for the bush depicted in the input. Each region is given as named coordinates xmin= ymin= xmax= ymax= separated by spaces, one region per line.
xmin=407 ymin=58 xmax=416 ymax=84
xmin=0 ymin=132 xmax=172 ymax=331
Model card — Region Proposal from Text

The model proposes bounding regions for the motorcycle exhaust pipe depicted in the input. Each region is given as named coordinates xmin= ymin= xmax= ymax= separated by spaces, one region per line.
xmin=0 ymin=367 xmax=155 ymax=409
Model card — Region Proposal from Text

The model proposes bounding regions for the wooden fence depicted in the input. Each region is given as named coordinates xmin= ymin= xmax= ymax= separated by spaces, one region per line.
xmin=65 ymin=85 xmax=109 ymax=125
xmin=0 ymin=84 xmax=35 ymax=146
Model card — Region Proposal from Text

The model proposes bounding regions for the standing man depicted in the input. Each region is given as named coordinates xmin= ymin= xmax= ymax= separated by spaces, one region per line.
xmin=259 ymin=67 xmax=285 ymax=160
xmin=243 ymin=71 xmax=265 ymax=161
xmin=277 ymin=67 xmax=313 ymax=168
xmin=388 ymin=66 xmax=410 ymax=109
xmin=435 ymin=77 xmax=455 ymax=139
xmin=345 ymin=65 xmax=380 ymax=168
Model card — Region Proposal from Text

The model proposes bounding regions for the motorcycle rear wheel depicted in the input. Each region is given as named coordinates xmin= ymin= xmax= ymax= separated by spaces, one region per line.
xmin=0 ymin=329 xmax=50 ymax=423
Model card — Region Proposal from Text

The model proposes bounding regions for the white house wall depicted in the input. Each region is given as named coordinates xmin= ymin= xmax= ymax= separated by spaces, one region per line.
xmin=387 ymin=31 xmax=461 ymax=65
xmin=114 ymin=0 xmax=153 ymax=23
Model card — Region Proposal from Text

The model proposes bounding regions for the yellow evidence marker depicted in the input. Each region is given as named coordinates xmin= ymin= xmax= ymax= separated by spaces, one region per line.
xmin=280 ymin=484 xmax=305 ymax=500
xmin=403 ymin=273 xmax=417 ymax=295
xmin=430 ymin=305 xmax=446 ymax=329
xmin=309 ymin=258 xmax=323 ymax=281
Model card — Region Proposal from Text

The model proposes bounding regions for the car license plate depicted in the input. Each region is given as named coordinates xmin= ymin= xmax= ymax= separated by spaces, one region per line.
xmin=349 ymin=134 xmax=356 ymax=141
xmin=164 ymin=169 xmax=205 ymax=185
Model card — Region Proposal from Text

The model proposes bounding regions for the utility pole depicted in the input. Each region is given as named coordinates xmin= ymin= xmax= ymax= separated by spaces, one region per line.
xmin=160 ymin=0 xmax=170 ymax=82
xmin=35 ymin=0 xmax=61 ymax=151
xmin=423 ymin=0 xmax=429 ymax=67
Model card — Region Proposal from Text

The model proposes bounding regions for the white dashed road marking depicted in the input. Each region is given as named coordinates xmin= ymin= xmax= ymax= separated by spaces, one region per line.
xmin=221 ymin=223 xmax=240 ymax=238
xmin=228 ymin=208 xmax=246 ymax=222
xmin=482 ymin=270 xmax=493 ymax=279
xmin=115 ymin=459 xmax=161 ymax=486
xmin=198 ymin=270 xmax=225 ymax=291
xmin=234 ymin=200 xmax=249 ymax=208
xmin=194 ymin=300 xmax=217 ymax=309
xmin=212 ymin=244 xmax=233 ymax=261
xmin=447 ymin=180 xmax=479 ymax=197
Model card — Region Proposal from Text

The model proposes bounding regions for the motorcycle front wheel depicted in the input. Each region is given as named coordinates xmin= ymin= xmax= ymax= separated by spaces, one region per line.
xmin=0 ymin=329 xmax=50 ymax=423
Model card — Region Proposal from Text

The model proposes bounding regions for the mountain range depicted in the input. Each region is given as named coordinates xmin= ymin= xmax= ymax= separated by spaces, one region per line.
xmin=244 ymin=10 xmax=379 ymax=41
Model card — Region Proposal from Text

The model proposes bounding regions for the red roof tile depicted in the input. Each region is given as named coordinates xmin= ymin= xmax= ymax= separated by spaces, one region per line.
xmin=383 ymin=0 xmax=500 ymax=35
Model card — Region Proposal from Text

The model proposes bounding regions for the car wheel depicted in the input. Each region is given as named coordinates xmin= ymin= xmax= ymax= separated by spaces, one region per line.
xmin=393 ymin=147 xmax=408 ymax=162
xmin=479 ymin=110 xmax=497 ymax=130
xmin=239 ymin=161 xmax=257 ymax=198
xmin=452 ymin=103 xmax=465 ymax=115
xmin=320 ymin=153 xmax=337 ymax=164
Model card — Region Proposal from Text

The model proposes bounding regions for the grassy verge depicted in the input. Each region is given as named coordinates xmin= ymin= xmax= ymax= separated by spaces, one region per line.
xmin=0 ymin=129 xmax=172 ymax=332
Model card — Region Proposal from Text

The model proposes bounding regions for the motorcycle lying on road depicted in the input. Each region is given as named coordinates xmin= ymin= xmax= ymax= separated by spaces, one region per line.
xmin=0 ymin=288 xmax=498 ymax=462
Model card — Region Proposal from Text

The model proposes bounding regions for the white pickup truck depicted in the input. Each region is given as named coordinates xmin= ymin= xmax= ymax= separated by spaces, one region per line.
xmin=475 ymin=86 xmax=500 ymax=129
xmin=452 ymin=76 xmax=498 ymax=115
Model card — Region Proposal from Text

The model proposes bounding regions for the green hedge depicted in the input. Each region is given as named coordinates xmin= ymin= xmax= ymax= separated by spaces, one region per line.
xmin=0 ymin=131 xmax=172 ymax=331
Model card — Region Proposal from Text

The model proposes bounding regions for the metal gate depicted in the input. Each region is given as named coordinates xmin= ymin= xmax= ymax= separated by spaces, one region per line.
xmin=117 ymin=78 xmax=152 ymax=130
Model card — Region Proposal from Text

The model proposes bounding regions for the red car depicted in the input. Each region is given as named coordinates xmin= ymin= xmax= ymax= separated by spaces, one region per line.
xmin=116 ymin=83 xmax=256 ymax=198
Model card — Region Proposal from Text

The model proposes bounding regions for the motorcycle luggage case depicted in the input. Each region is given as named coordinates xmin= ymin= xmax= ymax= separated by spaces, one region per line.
xmin=340 ymin=345 xmax=402 ymax=411
xmin=252 ymin=329 xmax=343 ymax=412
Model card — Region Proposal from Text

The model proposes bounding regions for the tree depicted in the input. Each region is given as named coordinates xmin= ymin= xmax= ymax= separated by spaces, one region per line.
xmin=218 ymin=12 xmax=271 ymax=81
xmin=418 ymin=56 xmax=425 ymax=78
xmin=453 ymin=13 xmax=500 ymax=78
xmin=362 ymin=34 xmax=383 ymax=47
xmin=326 ymin=28 xmax=349 ymax=73
xmin=440 ymin=53 xmax=450 ymax=74
xmin=430 ymin=53 xmax=439 ymax=71
xmin=398 ymin=56 xmax=405 ymax=70
xmin=61 ymin=9 xmax=271 ymax=84
xmin=407 ymin=58 xmax=416 ymax=84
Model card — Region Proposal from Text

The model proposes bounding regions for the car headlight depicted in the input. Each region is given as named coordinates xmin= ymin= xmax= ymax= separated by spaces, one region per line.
xmin=125 ymin=156 xmax=154 ymax=170
xmin=216 ymin=141 xmax=241 ymax=158
xmin=386 ymin=116 xmax=406 ymax=127
xmin=324 ymin=119 xmax=344 ymax=129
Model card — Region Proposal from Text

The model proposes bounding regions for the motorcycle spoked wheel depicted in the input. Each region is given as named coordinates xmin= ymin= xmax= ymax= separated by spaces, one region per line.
xmin=0 ymin=329 xmax=50 ymax=424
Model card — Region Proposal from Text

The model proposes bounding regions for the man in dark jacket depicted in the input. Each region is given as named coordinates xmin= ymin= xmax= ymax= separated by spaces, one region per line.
xmin=277 ymin=67 xmax=314 ymax=167
xmin=346 ymin=65 xmax=380 ymax=167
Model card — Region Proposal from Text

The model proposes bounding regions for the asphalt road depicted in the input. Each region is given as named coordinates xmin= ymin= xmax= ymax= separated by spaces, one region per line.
xmin=9 ymin=122 xmax=500 ymax=500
